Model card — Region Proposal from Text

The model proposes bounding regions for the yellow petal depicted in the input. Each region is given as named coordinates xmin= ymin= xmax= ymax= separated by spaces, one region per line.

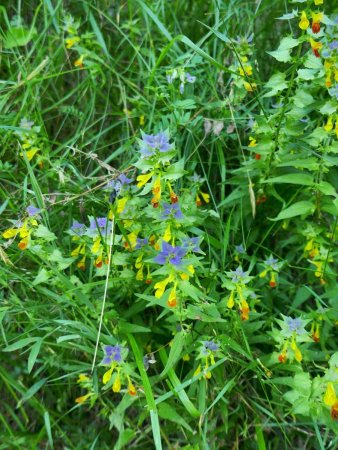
xmin=200 ymin=191 xmax=210 ymax=203
xmin=75 ymin=393 xmax=91 ymax=404
xmin=2 ymin=228 xmax=18 ymax=239
xmin=299 ymin=11 xmax=309 ymax=30
xmin=227 ymin=290 xmax=235 ymax=309
xmin=193 ymin=364 xmax=201 ymax=377
xmin=103 ymin=367 xmax=114 ymax=385
xmin=324 ymin=382 xmax=337 ymax=407
xmin=137 ymin=172 xmax=153 ymax=188
xmin=117 ymin=197 xmax=128 ymax=214
xmin=91 ymin=237 xmax=101 ymax=254
xmin=136 ymin=265 xmax=144 ymax=281
xmin=113 ymin=373 xmax=121 ymax=393
xmin=163 ymin=224 xmax=171 ymax=242
xmin=259 ymin=269 xmax=268 ymax=278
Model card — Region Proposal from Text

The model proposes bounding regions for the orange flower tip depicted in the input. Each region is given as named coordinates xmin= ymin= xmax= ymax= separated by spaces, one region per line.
xmin=170 ymin=193 xmax=179 ymax=203
xmin=269 ymin=281 xmax=277 ymax=288
xmin=331 ymin=403 xmax=338 ymax=420
xmin=255 ymin=153 xmax=261 ymax=160
xmin=312 ymin=334 xmax=320 ymax=343
xmin=196 ymin=200 xmax=202 ymax=207
xmin=312 ymin=23 xmax=320 ymax=34
xmin=167 ymin=298 xmax=177 ymax=308
xmin=18 ymin=242 xmax=28 ymax=250
xmin=128 ymin=385 xmax=137 ymax=396
xmin=313 ymin=49 xmax=320 ymax=58
xmin=95 ymin=261 xmax=103 ymax=268
xmin=278 ymin=353 xmax=287 ymax=364
xmin=152 ymin=202 xmax=159 ymax=208
xmin=145 ymin=279 xmax=152 ymax=285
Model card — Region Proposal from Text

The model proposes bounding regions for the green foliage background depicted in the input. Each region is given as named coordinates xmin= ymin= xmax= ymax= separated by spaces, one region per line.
xmin=0 ymin=0 xmax=337 ymax=449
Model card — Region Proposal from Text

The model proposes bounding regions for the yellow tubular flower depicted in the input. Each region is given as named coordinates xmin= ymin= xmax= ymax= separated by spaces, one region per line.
xmin=74 ymin=55 xmax=84 ymax=68
xmin=324 ymin=117 xmax=333 ymax=132
xmin=200 ymin=191 xmax=210 ymax=203
xmin=324 ymin=382 xmax=337 ymax=407
xmin=259 ymin=269 xmax=268 ymax=278
xmin=71 ymin=243 xmax=85 ymax=257
xmin=77 ymin=374 xmax=90 ymax=383
xmin=167 ymin=285 xmax=177 ymax=307
xmin=137 ymin=171 xmax=154 ymax=188
xmin=65 ymin=36 xmax=80 ymax=48
xmin=193 ymin=364 xmax=201 ymax=377
xmin=117 ymin=197 xmax=128 ymax=214
xmin=227 ymin=290 xmax=235 ymax=309
xmin=314 ymin=0 xmax=323 ymax=5
xmin=112 ymin=371 xmax=121 ymax=393
xmin=103 ymin=367 xmax=114 ymax=385
xmin=154 ymin=275 xmax=173 ymax=298
xmin=2 ymin=228 xmax=19 ymax=239
xmin=299 ymin=11 xmax=309 ymax=30
xmin=248 ymin=136 xmax=257 ymax=147
xmin=136 ymin=265 xmax=144 ymax=281
xmin=163 ymin=224 xmax=171 ymax=242
xmin=91 ymin=237 xmax=101 ymax=254
xmin=75 ymin=393 xmax=91 ymax=404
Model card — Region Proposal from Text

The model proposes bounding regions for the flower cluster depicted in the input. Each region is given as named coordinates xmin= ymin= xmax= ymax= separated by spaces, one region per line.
xmin=166 ymin=67 xmax=196 ymax=93
xmin=259 ymin=256 xmax=283 ymax=288
xmin=75 ymin=374 xmax=96 ymax=405
xmin=101 ymin=344 xmax=137 ymax=396
xmin=223 ymin=267 xmax=254 ymax=320
xmin=193 ymin=340 xmax=220 ymax=380
xmin=2 ymin=205 xmax=41 ymax=250
xmin=16 ymin=118 xmax=43 ymax=166
xmin=275 ymin=316 xmax=310 ymax=364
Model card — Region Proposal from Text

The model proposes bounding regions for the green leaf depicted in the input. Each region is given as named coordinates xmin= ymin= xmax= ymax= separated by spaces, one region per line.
xmin=33 ymin=268 xmax=51 ymax=286
xmin=267 ymin=37 xmax=299 ymax=63
xmin=263 ymin=72 xmax=288 ymax=97
xmin=270 ymin=201 xmax=315 ymax=221
xmin=293 ymin=89 xmax=314 ymax=108
xmin=158 ymin=402 xmax=193 ymax=432
xmin=263 ymin=174 xmax=314 ymax=186
xmin=28 ymin=339 xmax=43 ymax=373
xmin=160 ymin=332 xmax=184 ymax=378
xmin=3 ymin=26 xmax=37 ymax=49
xmin=316 ymin=182 xmax=337 ymax=197
xmin=34 ymin=225 xmax=57 ymax=241
xmin=4 ymin=337 xmax=38 ymax=352
xmin=17 ymin=378 xmax=47 ymax=408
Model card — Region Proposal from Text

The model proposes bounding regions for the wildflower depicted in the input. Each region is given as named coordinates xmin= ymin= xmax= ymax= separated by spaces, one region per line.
xmin=154 ymin=241 xmax=187 ymax=266
xmin=26 ymin=205 xmax=41 ymax=216
xmin=324 ymin=382 xmax=336 ymax=407
xmin=113 ymin=370 xmax=121 ymax=393
xmin=127 ymin=379 xmax=137 ymax=396
xmin=139 ymin=131 xmax=173 ymax=157
xmin=77 ymin=374 xmax=90 ymax=383
xmin=314 ymin=0 xmax=323 ymax=5
xmin=181 ymin=236 xmax=201 ymax=253
xmin=329 ymin=40 xmax=338 ymax=50
xmin=154 ymin=274 xmax=174 ymax=298
xmin=244 ymin=81 xmax=257 ymax=92
xmin=74 ymin=55 xmax=84 ymax=68
xmin=77 ymin=256 xmax=86 ymax=270
xmin=310 ymin=38 xmax=322 ymax=57
xmin=70 ymin=220 xmax=86 ymax=235
xmin=227 ymin=290 xmax=235 ymax=308
xmin=311 ymin=12 xmax=323 ymax=34
xmin=161 ymin=202 xmax=184 ymax=220
xmin=201 ymin=341 xmax=219 ymax=354
xmin=101 ymin=345 xmax=124 ymax=365
xmin=311 ymin=322 xmax=320 ymax=342
xmin=299 ymin=11 xmax=309 ymax=30
xmin=278 ymin=350 xmax=287 ymax=363
xmin=137 ymin=171 xmax=154 ymax=188
xmin=248 ymin=136 xmax=257 ymax=147
xmin=331 ymin=402 xmax=338 ymax=420
xmin=75 ymin=393 xmax=91 ymax=404
xmin=239 ymin=65 xmax=253 ymax=77
xmin=135 ymin=237 xmax=148 ymax=249
xmin=185 ymin=72 xmax=196 ymax=83
xmin=229 ymin=267 xmax=249 ymax=283
xmin=65 ymin=36 xmax=80 ymax=48
xmin=167 ymin=285 xmax=177 ymax=307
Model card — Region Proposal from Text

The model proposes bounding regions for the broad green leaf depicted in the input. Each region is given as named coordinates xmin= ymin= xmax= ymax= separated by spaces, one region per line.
xmin=293 ymin=89 xmax=314 ymax=108
xmin=267 ymin=37 xmax=299 ymax=63
xmin=263 ymin=174 xmax=314 ymax=186
xmin=33 ymin=268 xmax=51 ymax=286
xmin=3 ymin=26 xmax=37 ymax=49
xmin=34 ymin=225 xmax=57 ymax=241
xmin=319 ymin=101 xmax=337 ymax=115
xmin=316 ymin=182 xmax=337 ymax=197
xmin=263 ymin=72 xmax=288 ymax=97
xmin=271 ymin=201 xmax=315 ymax=221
